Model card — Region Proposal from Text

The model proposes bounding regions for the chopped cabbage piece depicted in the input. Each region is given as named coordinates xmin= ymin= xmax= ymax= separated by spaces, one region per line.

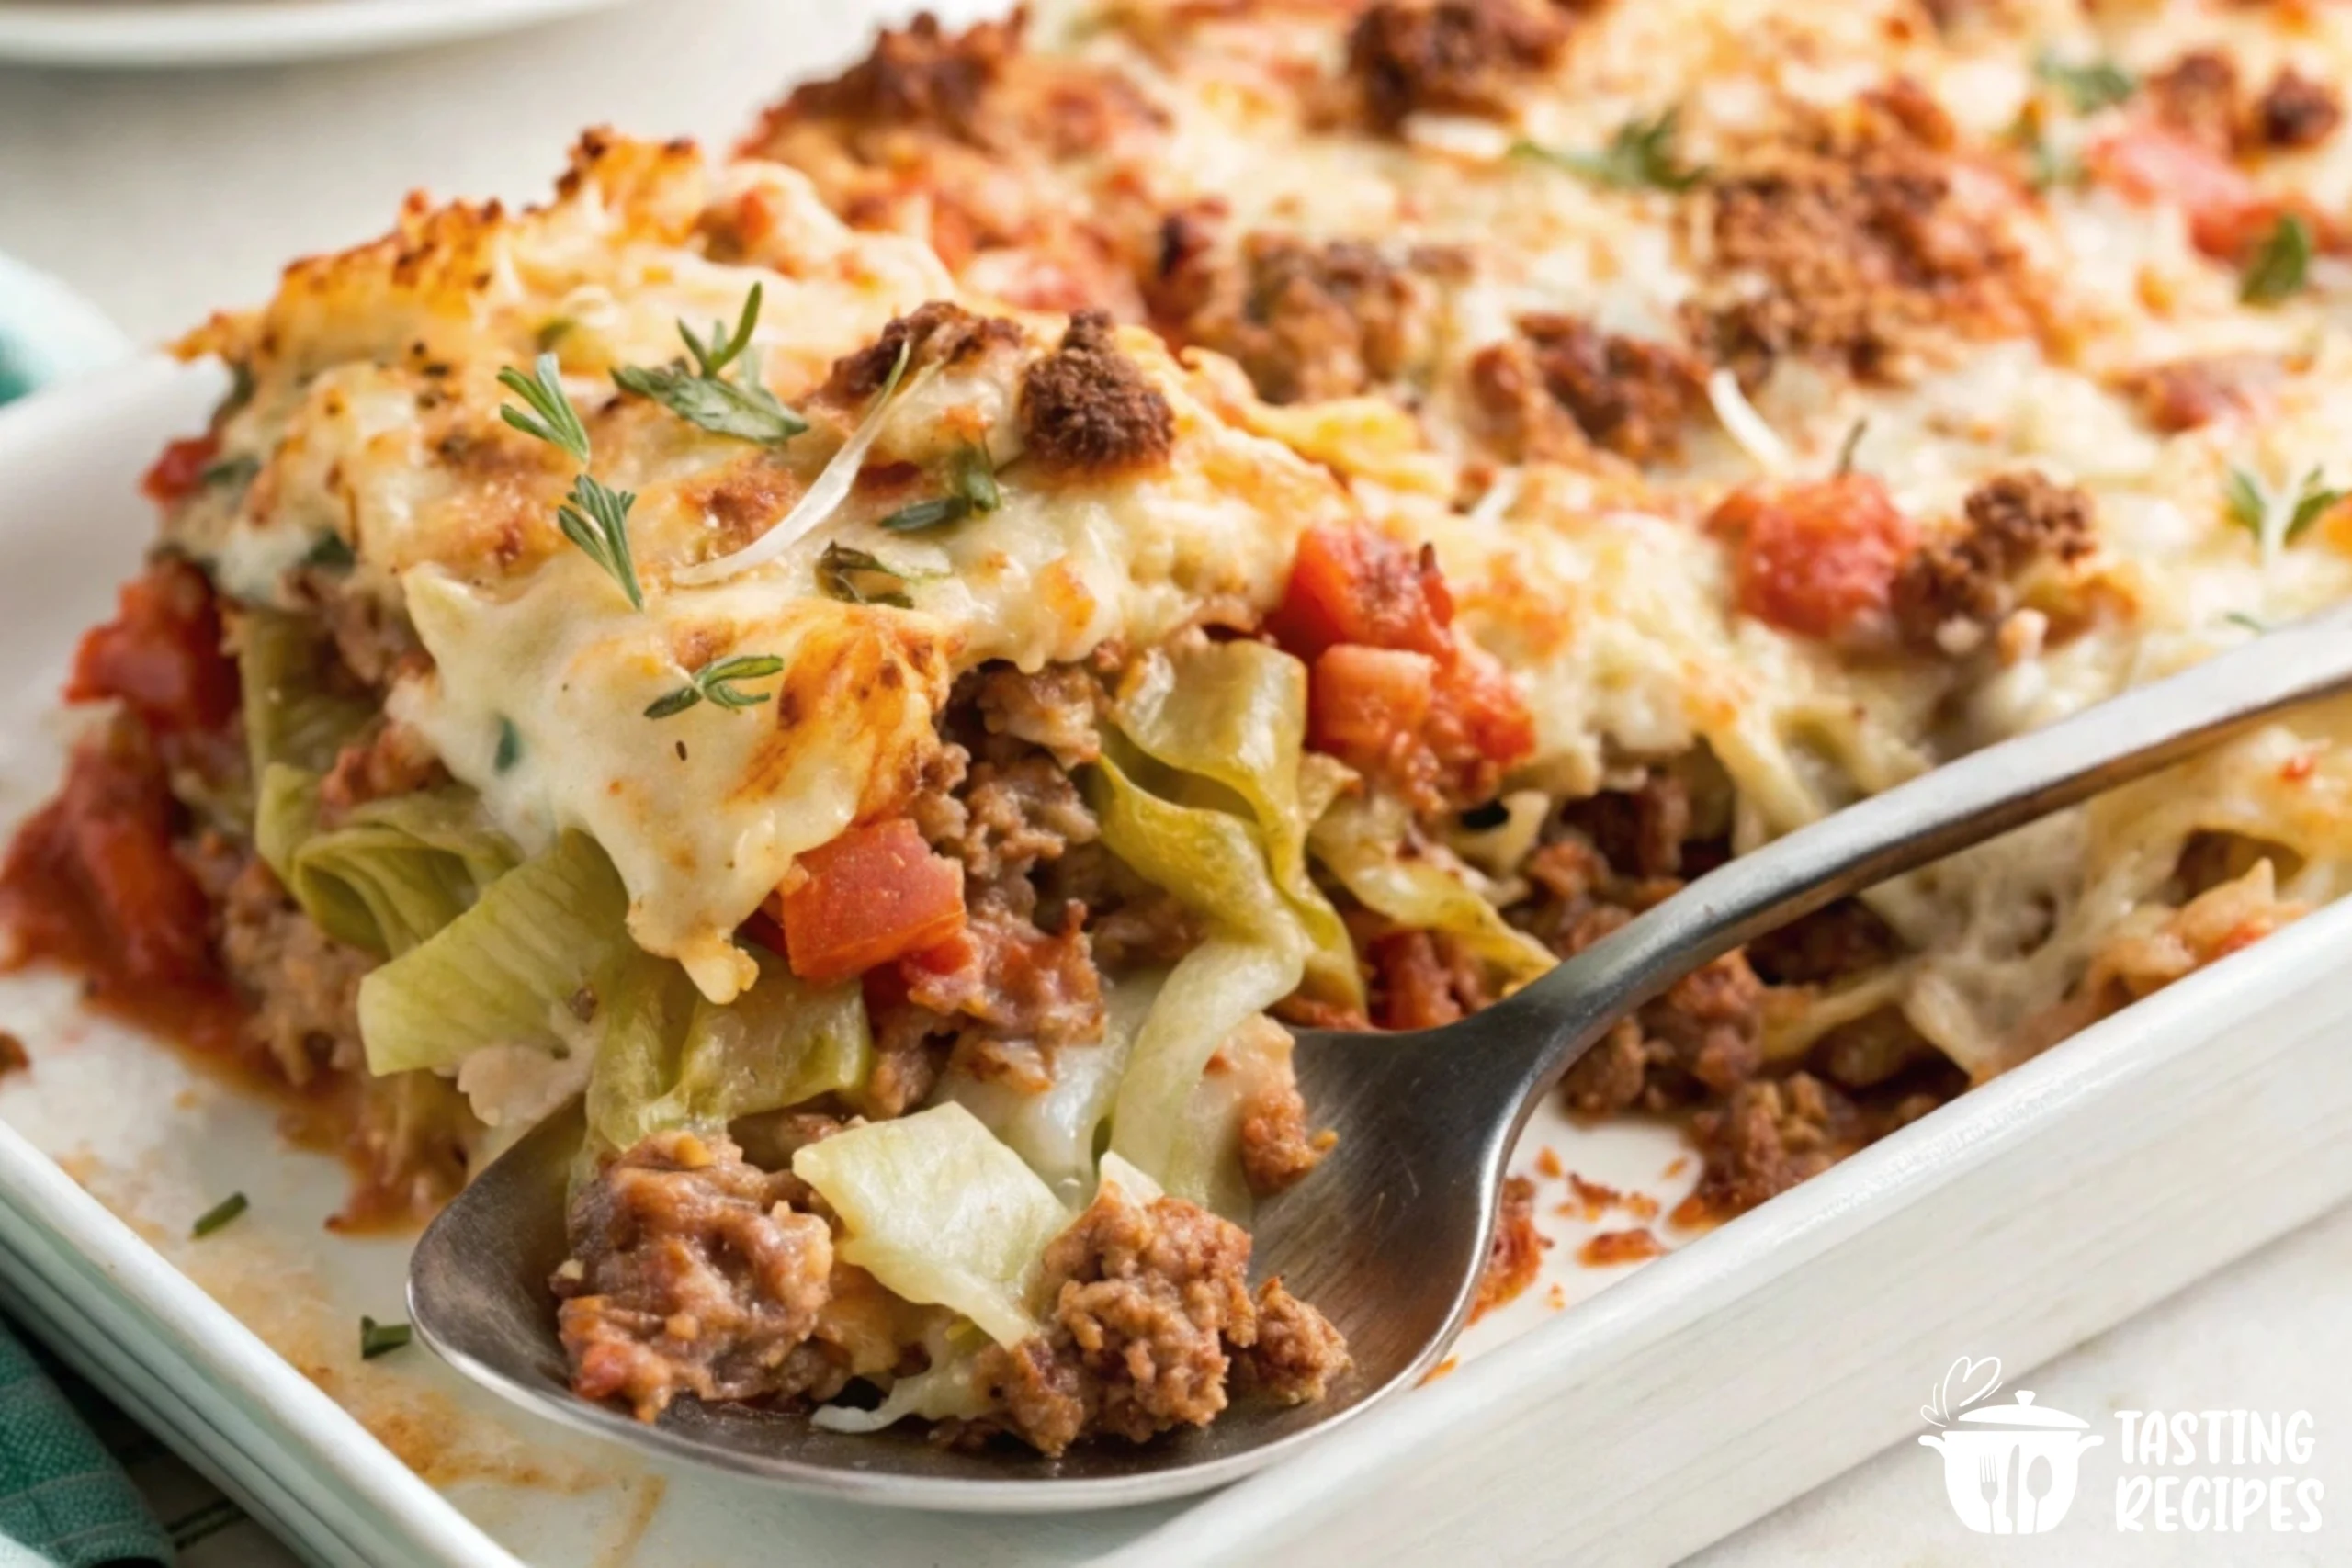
xmin=1112 ymin=639 xmax=1360 ymax=1005
xmin=940 ymin=973 xmax=1159 ymax=1204
xmin=1311 ymin=789 xmax=1555 ymax=981
xmin=791 ymin=1102 xmax=1069 ymax=1348
xmin=1107 ymin=939 xmax=1301 ymax=1211
xmin=274 ymin=778 xmax=519 ymax=957
xmin=238 ymin=608 xmax=370 ymax=777
xmin=357 ymin=830 xmax=629 ymax=1076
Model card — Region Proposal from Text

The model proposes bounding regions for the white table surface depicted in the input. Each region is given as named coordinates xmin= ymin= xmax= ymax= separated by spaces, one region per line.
xmin=3 ymin=3 xmax=2347 ymax=1562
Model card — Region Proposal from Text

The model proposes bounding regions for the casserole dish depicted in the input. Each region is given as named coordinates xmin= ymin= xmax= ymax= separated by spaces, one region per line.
xmin=6 ymin=357 xmax=2352 ymax=1565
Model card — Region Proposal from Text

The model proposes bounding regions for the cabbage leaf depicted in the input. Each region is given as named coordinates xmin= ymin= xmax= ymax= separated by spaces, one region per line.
xmin=587 ymin=944 xmax=872 ymax=1156
xmin=1111 ymin=640 xmax=1360 ymax=1006
xmin=280 ymin=785 xmax=519 ymax=957
xmin=357 ymin=829 xmax=630 ymax=1077
xmin=792 ymin=1102 xmax=1069 ymax=1348
xmin=238 ymin=609 xmax=371 ymax=778
xmin=1311 ymin=789 xmax=1555 ymax=981
xmin=811 ymin=1322 xmax=993 ymax=1435
xmin=939 ymin=973 xmax=1160 ymax=1203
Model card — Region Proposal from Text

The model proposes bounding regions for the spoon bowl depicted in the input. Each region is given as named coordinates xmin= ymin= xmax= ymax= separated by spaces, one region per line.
xmin=412 ymin=603 xmax=2352 ymax=1510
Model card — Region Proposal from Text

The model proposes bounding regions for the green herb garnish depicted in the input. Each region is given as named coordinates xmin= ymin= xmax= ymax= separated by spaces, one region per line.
xmin=816 ymin=543 xmax=933 ymax=607
xmin=2034 ymin=51 xmax=2136 ymax=114
xmin=2223 ymin=610 xmax=2270 ymax=634
xmin=1834 ymin=419 xmax=1869 ymax=478
xmin=877 ymin=443 xmax=1002 ymax=533
xmin=1515 ymin=107 xmax=1705 ymax=193
xmin=191 ymin=1192 xmax=248 ymax=1238
xmin=499 ymin=354 xmax=645 ymax=608
xmin=200 ymin=455 xmax=260 ymax=490
xmin=359 ymin=1316 xmax=412 ymax=1360
xmin=644 ymin=653 xmax=787 ymax=718
xmin=301 ymin=533 xmax=356 ymax=572
xmin=556 ymin=474 xmax=643 ymax=610
xmin=2240 ymin=214 xmax=2312 ymax=306
xmin=2224 ymin=464 xmax=2343 ymax=543
xmin=876 ymin=496 xmax=971 ymax=533
xmin=493 ymin=716 xmax=523 ymax=773
xmin=613 ymin=284 xmax=808 ymax=446
xmin=496 ymin=352 xmax=592 ymax=465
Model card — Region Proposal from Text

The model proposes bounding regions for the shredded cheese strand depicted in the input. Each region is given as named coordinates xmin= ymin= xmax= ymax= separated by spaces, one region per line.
xmin=1707 ymin=368 xmax=1792 ymax=474
xmin=674 ymin=344 xmax=922 ymax=587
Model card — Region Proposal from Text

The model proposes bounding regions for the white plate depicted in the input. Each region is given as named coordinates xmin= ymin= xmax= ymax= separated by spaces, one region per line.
xmin=5 ymin=357 xmax=2352 ymax=1566
xmin=0 ymin=0 xmax=634 ymax=69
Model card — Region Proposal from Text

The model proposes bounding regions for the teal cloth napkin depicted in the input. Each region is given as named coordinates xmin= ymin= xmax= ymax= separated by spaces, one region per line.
xmin=0 ymin=1322 xmax=172 ymax=1568
xmin=0 ymin=257 xmax=164 ymax=1567
xmin=0 ymin=254 xmax=129 ymax=407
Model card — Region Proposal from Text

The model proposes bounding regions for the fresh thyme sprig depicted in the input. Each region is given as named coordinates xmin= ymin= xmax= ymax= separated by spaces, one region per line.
xmin=2224 ymin=463 xmax=2343 ymax=543
xmin=499 ymin=353 xmax=645 ymax=608
xmin=644 ymin=653 xmax=788 ymax=718
xmin=612 ymin=284 xmax=808 ymax=446
xmin=2033 ymin=51 xmax=2136 ymax=115
xmin=497 ymin=353 xmax=591 ymax=464
xmin=2240 ymin=215 xmax=2312 ymax=307
xmin=557 ymin=474 xmax=644 ymax=610
xmin=877 ymin=443 xmax=1002 ymax=533
xmin=1514 ymin=107 xmax=1705 ymax=193
xmin=816 ymin=543 xmax=933 ymax=607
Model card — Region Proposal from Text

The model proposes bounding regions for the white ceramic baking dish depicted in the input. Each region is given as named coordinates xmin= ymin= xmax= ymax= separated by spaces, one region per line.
xmin=5 ymin=358 xmax=2350 ymax=1567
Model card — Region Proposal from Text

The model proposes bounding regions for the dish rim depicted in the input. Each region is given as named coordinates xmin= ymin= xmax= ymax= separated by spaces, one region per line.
xmin=0 ymin=0 xmax=633 ymax=70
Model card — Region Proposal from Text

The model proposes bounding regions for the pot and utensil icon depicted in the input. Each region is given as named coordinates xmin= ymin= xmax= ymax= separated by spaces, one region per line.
xmin=1919 ymin=1391 xmax=2104 ymax=1533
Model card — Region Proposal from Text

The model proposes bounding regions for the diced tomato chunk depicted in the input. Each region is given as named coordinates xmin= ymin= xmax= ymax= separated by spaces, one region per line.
xmin=1309 ymin=644 xmax=1439 ymax=757
xmin=1433 ymin=644 xmax=1535 ymax=771
xmin=1711 ymin=474 xmax=1918 ymax=643
xmin=64 ymin=559 xmax=240 ymax=737
xmin=141 ymin=434 xmax=221 ymax=510
xmin=1268 ymin=524 xmax=1453 ymax=661
xmin=1279 ymin=525 xmax=1533 ymax=803
xmin=2086 ymin=125 xmax=2281 ymax=260
xmin=779 ymin=818 xmax=967 ymax=985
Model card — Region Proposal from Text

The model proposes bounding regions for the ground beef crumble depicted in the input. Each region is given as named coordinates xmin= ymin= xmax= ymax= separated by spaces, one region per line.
xmin=1345 ymin=0 xmax=1568 ymax=131
xmin=823 ymin=299 xmax=1025 ymax=402
xmin=1510 ymin=773 xmax=1955 ymax=1218
xmin=874 ymin=671 xmax=1115 ymax=1095
xmin=556 ymin=1129 xmax=840 ymax=1421
xmin=1698 ymin=85 xmax=2037 ymax=380
xmin=1473 ymin=1174 xmax=1546 ymax=1317
xmin=1151 ymin=227 xmax=1445 ymax=405
xmin=1892 ymin=470 xmax=2095 ymax=650
xmin=973 ymin=1179 xmax=1348 ymax=1454
xmin=219 ymin=855 xmax=373 ymax=1087
xmin=1468 ymin=315 xmax=1710 ymax=465
xmin=778 ymin=9 xmax=1019 ymax=146
xmin=1019 ymin=310 xmax=1177 ymax=474
xmin=2147 ymin=48 xmax=2343 ymax=156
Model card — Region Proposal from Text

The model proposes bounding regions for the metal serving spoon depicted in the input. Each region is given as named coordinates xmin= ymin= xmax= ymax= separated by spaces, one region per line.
xmin=411 ymin=604 xmax=2352 ymax=1512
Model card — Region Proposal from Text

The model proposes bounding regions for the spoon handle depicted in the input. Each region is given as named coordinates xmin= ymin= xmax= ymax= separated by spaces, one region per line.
xmin=1499 ymin=603 xmax=2352 ymax=1101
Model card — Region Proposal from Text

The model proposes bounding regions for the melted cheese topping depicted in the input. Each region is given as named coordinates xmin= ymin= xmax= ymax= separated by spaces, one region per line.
xmin=175 ymin=134 xmax=1356 ymax=999
xmin=748 ymin=0 xmax=2352 ymax=1071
